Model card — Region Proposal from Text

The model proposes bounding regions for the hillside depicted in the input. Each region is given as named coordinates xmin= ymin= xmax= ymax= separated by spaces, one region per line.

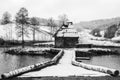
xmin=0 ymin=24 xmax=52 ymax=41
xmin=74 ymin=17 xmax=120 ymax=31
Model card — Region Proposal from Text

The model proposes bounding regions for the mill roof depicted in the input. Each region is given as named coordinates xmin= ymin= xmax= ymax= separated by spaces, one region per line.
xmin=55 ymin=27 xmax=79 ymax=37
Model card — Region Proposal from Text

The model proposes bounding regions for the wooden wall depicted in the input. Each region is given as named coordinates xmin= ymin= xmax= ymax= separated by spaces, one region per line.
xmin=55 ymin=37 xmax=78 ymax=48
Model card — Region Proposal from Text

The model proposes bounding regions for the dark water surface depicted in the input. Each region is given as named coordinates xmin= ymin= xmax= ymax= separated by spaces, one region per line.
xmin=82 ymin=55 xmax=120 ymax=71
xmin=0 ymin=48 xmax=53 ymax=78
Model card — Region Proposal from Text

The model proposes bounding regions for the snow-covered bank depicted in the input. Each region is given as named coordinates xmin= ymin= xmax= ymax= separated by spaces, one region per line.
xmin=34 ymin=42 xmax=54 ymax=47
xmin=78 ymin=29 xmax=120 ymax=47
xmin=0 ymin=24 xmax=52 ymax=41
xmin=4 ymin=47 xmax=57 ymax=55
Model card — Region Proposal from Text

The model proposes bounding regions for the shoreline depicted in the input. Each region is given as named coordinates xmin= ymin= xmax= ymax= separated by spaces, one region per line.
xmin=1 ymin=49 xmax=64 ymax=79
xmin=10 ymin=76 xmax=120 ymax=80
xmin=1 ymin=76 xmax=120 ymax=80
xmin=1 ymin=46 xmax=120 ymax=79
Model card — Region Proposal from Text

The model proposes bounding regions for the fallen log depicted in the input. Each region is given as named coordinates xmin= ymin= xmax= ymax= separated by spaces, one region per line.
xmin=51 ymin=49 xmax=64 ymax=64
xmin=1 ymin=49 xmax=64 ymax=79
xmin=1 ymin=61 xmax=54 ymax=79
xmin=72 ymin=52 xmax=119 ymax=76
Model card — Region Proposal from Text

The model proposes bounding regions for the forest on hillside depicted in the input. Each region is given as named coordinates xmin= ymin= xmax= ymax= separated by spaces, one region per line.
xmin=75 ymin=17 xmax=120 ymax=30
xmin=74 ymin=17 xmax=120 ymax=39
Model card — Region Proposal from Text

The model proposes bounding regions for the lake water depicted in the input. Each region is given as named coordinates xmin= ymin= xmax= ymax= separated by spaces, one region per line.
xmin=82 ymin=55 xmax=120 ymax=71
xmin=0 ymin=48 xmax=53 ymax=78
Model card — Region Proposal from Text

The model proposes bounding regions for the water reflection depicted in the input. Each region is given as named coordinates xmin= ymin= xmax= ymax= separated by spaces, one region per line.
xmin=82 ymin=55 xmax=120 ymax=71
xmin=0 ymin=48 xmax=52 ymax=77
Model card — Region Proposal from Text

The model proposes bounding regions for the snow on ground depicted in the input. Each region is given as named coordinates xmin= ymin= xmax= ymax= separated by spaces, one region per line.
xmin=20 ymin=49 xmax=108 ymax=77
xmin=0 ymin=24 xmax=52 ymax=41
xmin=112 ymin=36 xmax=120 ymax=41
xmin=34 ymin=42 xmax=54 ymax=46
xmin=40 ymin=26 xmax=51 ymax=33
xmin=78 ymin=29 xmax=120 ymax=46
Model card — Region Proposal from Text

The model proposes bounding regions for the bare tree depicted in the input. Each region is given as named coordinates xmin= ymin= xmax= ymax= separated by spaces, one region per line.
xmin=47 ymin=18 xmax=57 ymax=40
xmin=30 ymin=17 xmax=40 ymax=43
xmin=58 ymin=14 xmax=69 ymax=26
xmin=47 ymin=18 xmax=57 ymax=34
xmin=15 ymin=7 xmax=29 ymax=48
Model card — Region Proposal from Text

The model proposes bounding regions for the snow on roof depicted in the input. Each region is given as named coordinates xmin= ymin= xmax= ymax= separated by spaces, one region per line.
xmin=56 ymin=28 xmax=79 ymax=37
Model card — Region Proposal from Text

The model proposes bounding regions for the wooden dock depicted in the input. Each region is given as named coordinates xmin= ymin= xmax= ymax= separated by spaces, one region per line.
xmin=20 ymin=49 xmax=108 ymax=77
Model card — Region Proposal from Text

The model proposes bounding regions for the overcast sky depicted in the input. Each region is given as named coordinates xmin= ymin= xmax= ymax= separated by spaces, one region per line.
xmin=0 ymin=0 xmax=120 ymax=23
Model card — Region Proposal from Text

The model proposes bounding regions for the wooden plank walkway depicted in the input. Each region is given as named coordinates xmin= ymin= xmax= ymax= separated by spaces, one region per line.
xmin=20 ymin=49 xmax=108 ymax=77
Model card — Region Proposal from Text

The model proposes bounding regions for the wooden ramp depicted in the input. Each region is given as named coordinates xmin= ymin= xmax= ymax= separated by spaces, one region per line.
xmin=20 ymin=49 xmax=108 ymax=77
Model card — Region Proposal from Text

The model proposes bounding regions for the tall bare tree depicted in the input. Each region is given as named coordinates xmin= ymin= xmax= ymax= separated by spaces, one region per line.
xmin=30 ymin=17 xmax=40 ymax=43
xmin=47 ymin=18 xmax=57 ymax=34
xmin=58 ymin=14 xmax=69 ymax=26
xmin=15 ymin=7 xmax=29 ymax=47
xmin=47 ymin=18 xmax=57 ymax=40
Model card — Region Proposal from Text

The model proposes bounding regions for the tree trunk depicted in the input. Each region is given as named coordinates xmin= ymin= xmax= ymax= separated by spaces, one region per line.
xmin=33 ymin=29 xmax=35 ymax=43
xmin=51 ymin=26 xmax=53 ymax=41
xmin=11 ymin=25 xmax=13 ymax=40
xmin=22 ymin=24 xmax=24 ymax=48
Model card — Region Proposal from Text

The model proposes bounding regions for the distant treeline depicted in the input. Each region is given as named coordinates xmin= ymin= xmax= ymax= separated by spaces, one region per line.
xmin=0 ymin=7 xmax=69 ymax=47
